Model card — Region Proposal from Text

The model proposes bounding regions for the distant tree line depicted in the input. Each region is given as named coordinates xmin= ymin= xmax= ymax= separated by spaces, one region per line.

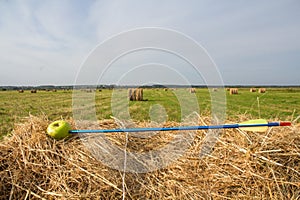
xmin=1 ymin=84 xmax=299 ymax=91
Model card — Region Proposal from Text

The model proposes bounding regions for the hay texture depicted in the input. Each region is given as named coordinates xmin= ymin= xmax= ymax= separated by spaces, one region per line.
xmin=1 ymin=116 xmax=300 ymax=199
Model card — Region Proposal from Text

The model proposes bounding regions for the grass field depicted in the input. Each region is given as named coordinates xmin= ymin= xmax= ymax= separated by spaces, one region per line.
xmin=0 ymin=87 xmax=299 ymax=136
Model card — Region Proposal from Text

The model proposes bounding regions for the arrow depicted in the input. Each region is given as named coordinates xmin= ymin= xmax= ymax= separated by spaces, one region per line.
xmin=69 ymin=119 xmax=291 ymax=134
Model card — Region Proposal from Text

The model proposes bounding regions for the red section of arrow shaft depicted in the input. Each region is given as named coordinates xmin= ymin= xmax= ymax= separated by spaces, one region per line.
xmin=279 ymin=121 xmax=292 ymax=126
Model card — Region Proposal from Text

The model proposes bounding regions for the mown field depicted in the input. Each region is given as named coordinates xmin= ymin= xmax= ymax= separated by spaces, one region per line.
xmin=0 ymin=87 xmax=299 ymax=136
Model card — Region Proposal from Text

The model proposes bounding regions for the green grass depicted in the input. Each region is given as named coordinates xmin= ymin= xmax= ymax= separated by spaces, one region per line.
xmin=226 ymin=88 xmax=300 ymax=120
xmin=0 ymin=90 xmax=73 ymax=136
xmin=0 ymin=88 xmax=299 ymax=137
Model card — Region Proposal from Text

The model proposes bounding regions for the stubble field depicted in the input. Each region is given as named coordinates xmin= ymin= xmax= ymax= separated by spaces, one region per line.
xmin=0 ymin=87 xmax=299 ymax=137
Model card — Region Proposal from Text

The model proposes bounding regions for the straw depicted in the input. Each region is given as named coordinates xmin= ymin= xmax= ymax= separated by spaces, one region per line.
xmin=0 ymin=115 xmax=299 ymax=199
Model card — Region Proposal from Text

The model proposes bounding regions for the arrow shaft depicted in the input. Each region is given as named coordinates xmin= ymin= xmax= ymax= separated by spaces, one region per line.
xmin=69 ymin=122 xmax=289 ymax=134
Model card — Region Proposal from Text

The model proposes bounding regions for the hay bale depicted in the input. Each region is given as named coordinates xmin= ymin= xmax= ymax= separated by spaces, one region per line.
xmin=229 ymin=88 xmax=238 ymax=95
xmin=1 ymin=116 xmax=299 ymax=199
xmin=18 ymin=90 xmax=24 ymax=93
xmin=250 ymin=88 xmax=256 ymax=92
xmin=212 ymin=88 xmax=218 ymax=92
xmin=30 ymin=90 xmax=37 ymax=93
xmin=0 ymin=116 xmax=123 ymax=199
xmin=137 ymin=88 xmax=143 ymax=101
xmin=190 ymin=88 xmax=196 ymax=93
xmin=128 ymin=88 xmax=143 ymax=101
xmin=128 ymin=88 xmax=134 ymax=101
xmin=259 ymin=88 xmax=266 ymax=93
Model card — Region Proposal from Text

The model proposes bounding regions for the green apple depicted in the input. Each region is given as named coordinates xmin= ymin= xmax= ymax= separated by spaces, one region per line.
xmin=47 ymin=120 xmax=71 ymax=140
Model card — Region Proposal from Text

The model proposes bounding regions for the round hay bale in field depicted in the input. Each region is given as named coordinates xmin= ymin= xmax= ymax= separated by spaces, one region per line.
xmin=250 ymin=88 xmax=256 ymax=92
xmin=0 ymin=116 xmax=299 ymax=199
xmin=128 ymin=88 xmax=143 ymax=101
xmin=30 ymin=89 xmax=37 ymax=93
xmin=18 ymin=90 xmax=24 ymax=93
xmin=189 ymin=88 xmax=196 ymax=93
xmin=259 ymin=88 xmax=266 ymax=93
xmin=229 ymin=88 xmax=238 ymax=95
xmin=137 ymin=88 xmax=143 ymax=101
xmin=128 ymin=88 xmax=134 ymax=101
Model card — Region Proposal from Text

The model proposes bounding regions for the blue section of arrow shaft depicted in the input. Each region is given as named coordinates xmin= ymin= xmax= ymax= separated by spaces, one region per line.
xmin=69 ymin=122 xmax=280 ymax=134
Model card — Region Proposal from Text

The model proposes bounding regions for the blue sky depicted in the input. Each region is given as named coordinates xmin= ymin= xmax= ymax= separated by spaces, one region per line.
xmin=0 ymin=0 xmax=299 ymax=86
